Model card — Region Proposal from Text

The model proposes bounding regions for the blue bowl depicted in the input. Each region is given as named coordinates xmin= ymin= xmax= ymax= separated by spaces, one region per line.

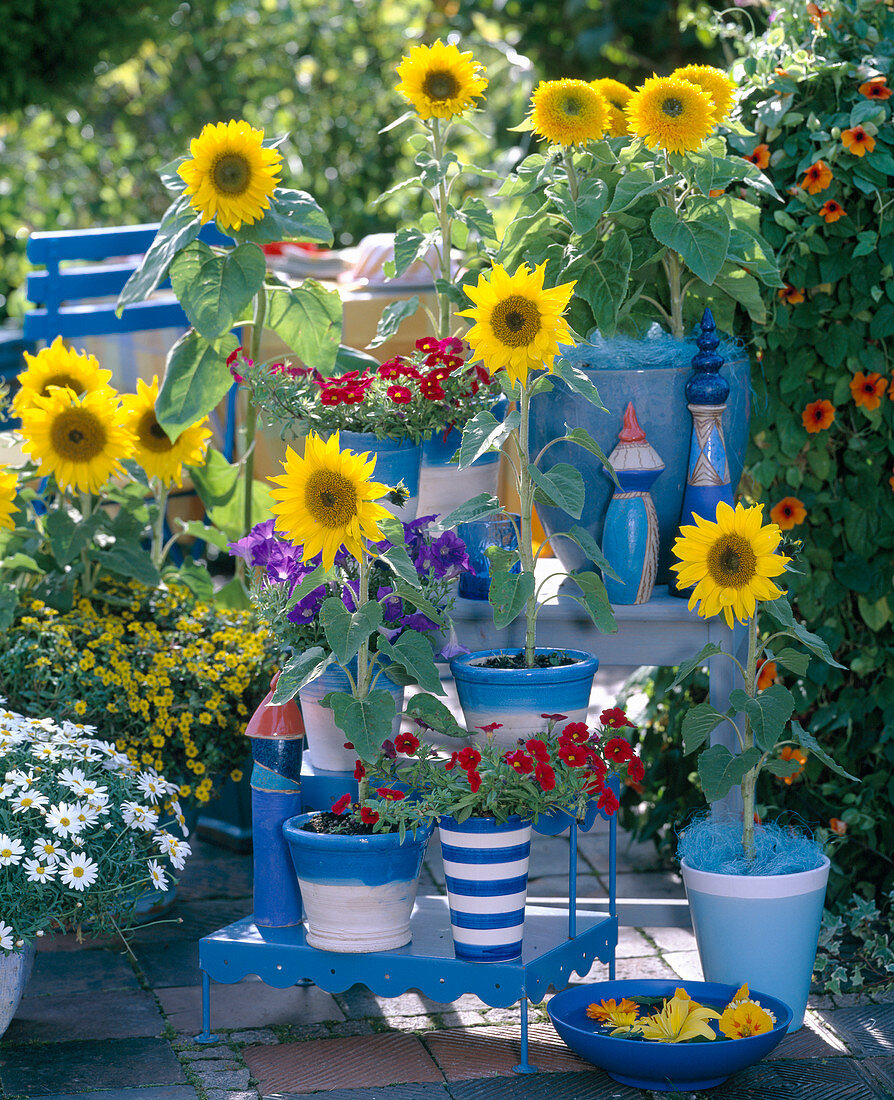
xmin=547 ymin=979 xmax=791 ymax=1091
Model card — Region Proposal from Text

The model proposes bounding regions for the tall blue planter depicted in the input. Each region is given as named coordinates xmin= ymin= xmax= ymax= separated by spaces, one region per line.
xmin=339 ymin=430 xmax=422 ymax=521
xmin=249 ymin=737 xmax=304 ymax=928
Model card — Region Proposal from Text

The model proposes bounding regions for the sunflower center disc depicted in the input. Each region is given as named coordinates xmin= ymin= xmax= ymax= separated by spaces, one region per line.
xmin=491 ymin=295 xmax=542 ymax=347
xmin=562 ymin=96 xmax=582 ymax=117
xmin=423 ymin=70 xmax=460 ymax=101
xmin=42 ymin=374 xmax=83 ymax=396
xmin=139 ymin=411 xmax=175 ymax=453
xmin=707 ymin=533 xmax=757 ymax=588
xmin=50 ymin=410 xmax=106 ymax=461
xmin=661 ymin=97 xmax=684 ymax=118
xmin=212 ymin=153 xmax=251 ymax=195
xmin=305 ymin=470 xmax=358 ymax=529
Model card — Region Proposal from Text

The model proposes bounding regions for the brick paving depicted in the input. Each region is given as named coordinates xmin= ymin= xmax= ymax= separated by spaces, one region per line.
xmin=5 ymin=829 xmax=894 ymax=1100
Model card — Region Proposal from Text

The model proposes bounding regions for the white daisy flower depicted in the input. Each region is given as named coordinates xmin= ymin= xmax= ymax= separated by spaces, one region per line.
xmin=167 ymin=838 xmax=191 ymax=871
xmin=9 ymin=769 xmax=38 ymax=789
xmin=10 ymin=790 xmax=49 ymax=814
xmin=32 ymin=837 xmax=65 ymax=860
xmin=146 ymin=859 xmax=168 ymax=892
xmin=23 ymin=858 xmax=56 ymax=882
xmin=170 ymin=800 xmax=190 ymax=837
xmin=31 ymin=743 xmax=60 ymax=762
xmin=45 ymin=802 xmax=85 ymax=838
xmin=0 ymin=835 xmax=25 ymax=865
xmin=0 ymin=922 xmax=13 ymax=951
xmin=0 ymin=780 xmax=17 ymax=799
xmin=58 ymin=766 xmax=87 ymax=792
xmin=73 ymin=780 xmax=108 ymax=801
xmin=73 ymin=802 xmax=100 ymax=828
xmin=120 ymin=801 xmax=158 ymax=832
xmin=86 ymin=795 xmax=110 ymax=816
xmin=58 ymin=852 xmax=98 ymax=892
xmin=136 ymin=773 xmax=166 ymax=802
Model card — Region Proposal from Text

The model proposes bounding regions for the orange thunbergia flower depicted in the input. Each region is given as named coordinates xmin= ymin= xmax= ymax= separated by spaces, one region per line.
xmin=829 ymin=818 xmax=848 ymax=836
xmin=807 ymin=2 xmax=828 ymax=27
xmin=802 ymin=398 xmax=835 ymax=432
xmin=842 ymin=126 xmax=876 ymax=156
xmin=770 ymin=496 xmax=806 ymax=530
xmin=850 ymin=371 xmax=888 ymax=410
xmin=756 ymin=659 xmax=777 ymax=691
xmin=744 ymin=143 xmax=770 ymax=169
xmin=779 ymin=745 xmax=808 ymax=784
xmin=819 ymin=199 xmax=846 ymax=222
xmin=779 ymin=284 xmax=805 ymax=304
xmin=801 ymin=160 xmax=833 ymax=193
xmin=859 ymin=76 xmax=892 ymax=99
xmin=708 ymin=188 xmax=725 ymax=197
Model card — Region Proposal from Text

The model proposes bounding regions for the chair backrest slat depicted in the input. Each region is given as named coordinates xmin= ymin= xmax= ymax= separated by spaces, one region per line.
xmin=26 ymin=263 xmax=172 ymax=305
xmin=23 ymin=299 xmax=190 ymax=341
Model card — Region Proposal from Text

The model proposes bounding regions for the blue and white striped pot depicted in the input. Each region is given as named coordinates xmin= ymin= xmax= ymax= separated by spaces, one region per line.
xmin=449 ymin=648 xmax=599 ymax=747
xmin=283 ymin=812 xmax=433 ymax=952
xmin=439 ymin=814 xmax=532 ymax=961
xmin=339 ymin=430 xmax=421 ymax=521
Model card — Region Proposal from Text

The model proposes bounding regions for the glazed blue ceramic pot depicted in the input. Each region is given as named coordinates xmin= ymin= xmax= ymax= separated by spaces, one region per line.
xmin=339 ymin=430 xmax=421 ymax=521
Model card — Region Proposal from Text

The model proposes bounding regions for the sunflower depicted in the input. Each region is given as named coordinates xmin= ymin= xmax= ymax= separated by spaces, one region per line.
xmin=13 ymin=337 xmax=114 ymax=417
xmin=672 ymin=64 xmax=736 ymax=123
xmin=591 ymin=79 xmax=633 ymax=137
xmin=121 ymin=377 xmax=212 ymax=487
xmin=20 ymin=387 xmax=135 ymax=495
xmin=529 ymin=79 xmax=609 ymax=146
xmin=671 ymin=501 xmax=790 ymax=628
xmin=625 ymin=75 xmax=716 ymax=154
xmin=0 ymin=468 xmax=17 ymax=531
xmin=177 ymin=119 xmax=282 ymax=231
xmin=456 ymin=262 xmax=576 ymax=390
xmin=394 ymin=40 xmax=488 ymax=121
xmin=269 ymin=431 xmax=393 ymax=569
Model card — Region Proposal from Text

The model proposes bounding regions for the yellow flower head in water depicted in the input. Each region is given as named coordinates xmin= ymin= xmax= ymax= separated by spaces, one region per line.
xmin=636 ymin=988 xmax=720 ymax=1043
xmin=14 ymin=337 xmax=114 ymax=417
xmin=395 ymin=40 xmax=488 ymax=121
xmin=456 ymin=261 xmax=576 ymax=391
xmin=178 ymin=119 xmax=282 ymax=231
xmin=529 ymin=79 xmax=609 ymax=146
xmin=121 ymin=376 xmax=212 ymax=487
xmin=587 ymin=997 xmax=640 ymax=1027
xmin=626 ymin=74 xmax=716 ymax=154
xmin=672 ymin=64 xmax=737 ymax=123
xmin=591 ymin=78 xmax=633 ymax=137
xmin=719 ymin=983 xmax=777 ymax=1038
xmin=0 ymin=467 xmax=17 ymax=531
xmin=20 ymin=387 xmax=135 ymax=494
xmin=671 ymin=501 xmax=789 ymax=628
xmin=269 ymin=431 xmax=393 ymax=570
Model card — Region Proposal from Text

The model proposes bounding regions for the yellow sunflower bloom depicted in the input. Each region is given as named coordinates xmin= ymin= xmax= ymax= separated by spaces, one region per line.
xmin=672 ymin=64 xmax=737 ymax=123
xmin=20 ymin=387 xmax=135 ymax=495
xmin=456 ymin=262 xmax=576 ymax=390
xmin=269 ymin=431 xmax=393 ymax=570
xmin=178 ymin=119 xmax=282 ymax=231
xmin=591 ymin=78 xmax=633 ymax=137
xmin=529 ymin=79 xmax=609 ymax=146
xmin=671 ymin=501 xmax=790 ymax=628
xmin=0 ymin=467 xmax=17 ymax=531
xmin=14 ymin=337 xmax=115 ymax=417
xmin=626 ymin=74 xmax=716 ymax=154
xmin=635 ymin=988 xmax=720 ymax=1043
xmin=121 ymin=376 xmax=212 ymax=487
xmin=395 ymin=40 xmax=488 ymax=121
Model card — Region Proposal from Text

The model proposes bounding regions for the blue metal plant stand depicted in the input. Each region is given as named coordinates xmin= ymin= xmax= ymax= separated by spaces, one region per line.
xmin=198 ymin=816 xmax=617 ymax=1072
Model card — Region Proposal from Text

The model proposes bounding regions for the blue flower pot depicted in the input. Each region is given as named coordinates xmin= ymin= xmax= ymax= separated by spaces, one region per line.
xmin=282 ymin=812 xmax=433 ymax=952
xmin=339 ymin=430 xmax=422 ymax=520
xmin=439 ymin=814 xmax=532 ymax=961
xmin=449 ymin=647 xmax=599 ymax=747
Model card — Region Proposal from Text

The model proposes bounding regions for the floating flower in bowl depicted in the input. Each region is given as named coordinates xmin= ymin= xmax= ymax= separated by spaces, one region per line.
xmin=547 ymin=979 xmax=791 ymax=1091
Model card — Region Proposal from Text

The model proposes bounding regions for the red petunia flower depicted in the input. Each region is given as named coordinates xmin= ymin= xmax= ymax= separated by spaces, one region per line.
xmin=541 ymin=712 xmax=568 ymax=723
xmin=331 ymin=793 xmax=352 ymax=815
xmin=560 ymin=721 xmax=590 ymax=744
xmin=505 ymin=749 xmax=535 ymax=774
xmin=850 ymin=371 xmax=888 ymax=410
xmin=801 ymin=398 xmax=835 ymax=432
xmin=394 ymin=732 xmax=420 ymax=755
xmin=467 ymin=769 xmax=482 ymax=793
xmin=458 ymin=747 xmax=482 ymax=771
xmin=360 ymin=806 xmax=379 ymax=825
xmin=376 ymin=787 xmax=406 ymax=801
xmin=627 ymin=757 xmax=645 ymax=783
xmin=525 ymin=738 xmax=551 ymax=763
xmin=597 ymin=788 xmax=620 ymax=815
xmin=535 ymin=761 xmax=556 ymax=791
xmin=604 ymin=737 xmax=634 ymax=764
xmin=600 ymin=707 xmax=633 ymax=729
xmin=387 ymin=384 xmax=412 ymax=404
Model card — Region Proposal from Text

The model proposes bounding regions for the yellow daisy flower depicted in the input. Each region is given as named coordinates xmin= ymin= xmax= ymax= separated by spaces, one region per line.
xmin=177 ymin=119 xmax=282 ymax=231
xmin=394 ymin=39 xmax=488 ymax=121
xmin=529 ymin=79 xmax=609 ymax=146
xmin=626 ymin=74 xmax=716 ymax=154
xmin=671 ymin=501 xmax=790 ymax=628
xmin=672 ymin=64 xmax=737 ymax=123
xmin=456 ymin=261 xmax=576 ymax=390
xmin=0 ymin=467 xmax=17 ymax=531
xmin=269 ymin=431 xmax=393 ymax=570
xmin=20 ymin=387 xmax=135 ymax=495
xmin=121 ymin=376 xmax=212 ymax=486
xmin=591 ymin=78 xmax=633 ymax=137
xmin=14 ymin=337 xmax=114 ymax=417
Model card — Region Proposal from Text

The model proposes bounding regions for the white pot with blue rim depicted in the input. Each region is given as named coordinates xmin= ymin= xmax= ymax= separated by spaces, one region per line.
xmin=449 ymin=648 xmax=599 ymax=748
xmin=299 ymin=660 xmax=405 ymax=772
xmin=282 ymin=812 xmax=434 ymax=952
xmin=681 ymin=857 xmax=830 ymax=1032
xmin=417 ymin=412 xmax=504 ymax=519
xmin=0 ymin=946 xmax=34 ymax=1038
xmin=339 ymin=429 xmax=421 ymax=521
xmin=439 ymin=814 xmax=532 ymax=961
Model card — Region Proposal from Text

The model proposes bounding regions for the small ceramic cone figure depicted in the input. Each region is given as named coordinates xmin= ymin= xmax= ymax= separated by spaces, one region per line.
xmin=601 ymin=403 xmax=665 ymax=604
xmin=246 ymin=674 xmax=305 ymax=928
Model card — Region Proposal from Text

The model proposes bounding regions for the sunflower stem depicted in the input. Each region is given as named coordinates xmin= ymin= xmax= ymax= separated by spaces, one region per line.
xmin=431 ymin=117 xmax=453 ymax=339
xmin=356 ymin=547 xmax=371 ymax=699
xmin=518 ymin=384 xmax=537 ymax=668
xmin=241 ymin=284 xmax=266 ymax=546
xmin=563 ymin=147 xmax=580 ymax=204
xmin=741 ymin=610 xmax=759 ymax=861
xmin=151 ymin=480 xmax=170 ymax=571
xmin=79 ymin=492 xmax=96 ymax=596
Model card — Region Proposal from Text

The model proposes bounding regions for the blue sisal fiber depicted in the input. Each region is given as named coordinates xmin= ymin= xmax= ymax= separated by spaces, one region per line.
xmin=678 ymin=817 xmax=826 ymax=876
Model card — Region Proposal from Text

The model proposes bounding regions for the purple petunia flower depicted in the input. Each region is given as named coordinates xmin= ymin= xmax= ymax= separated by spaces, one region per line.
xmin=417 ymin=530 xmax=471 ymax=579
xmin=402 ymin=611 xmax=439 ymax=633
xmin=287 ymin=586 xmax=327 ymax=624
xmin=376 ymin=586 xmax=404 ymax=623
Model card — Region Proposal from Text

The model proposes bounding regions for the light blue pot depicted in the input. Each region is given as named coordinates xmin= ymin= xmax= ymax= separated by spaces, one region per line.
xmin=0 ymin=946 xmax=34 ymax=1038
xmin=282 ymin=812 xmax=433 ymax=952
xmin=339 ymin=430 xmax=422 ymax=521
xmin=681 ymin=856 xmax=830 ymax=1032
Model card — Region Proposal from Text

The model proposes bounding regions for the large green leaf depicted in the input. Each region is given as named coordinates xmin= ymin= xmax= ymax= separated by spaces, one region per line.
xmin=368 ymin=296 xmax=420 ymax=349
xmin=168 ymin=560 xmax=215 ymax=601
xmin=790 ymin=720 xmax=859 ymax=782
xmin=404 ymin=693 xmax=466 ymax=738
xmin=488 ymin=569 xmax=535 ymax=628
xmin=698 ymin=744 xmax=762 ymax=803
xmin=91 ymin=545 xmax=160 ymax=587
xmin=549 ymin=177 xmax=608 ymax=235
xmin=670 ymin=642 xmax=725 ymax=689
xmin=561 ymin=524 xmax=621 ymax=582
xmin=170 ymin=240 xmax=266 ymax=341
xmin=607 ymin=170 xmax=675 ymax=214
xmin=650 ymin=199 xmax=730 ymax=285
xmin=45 ymin=508 xmax=103 ymax=567
xmin=235 ymin=189 xmax=333 ymax=246
xmin=0 ymin=585 xmax=18 ymax=633
xmin=438 ymin=493 xmax=503 ymax=530
xmin=711 ymin=267 xmax=766 ymax=325
xmin=681 ymin=702 xmax=729 ymax=755
xmin=155 ymin=330 xmax=239 ymax=438
xmin=117 ymin=194 xmax=202 ymax=310
xmin=551 ymin=357 xmax=609 ymax=411
xmin=458 ymin=410 xmax=519 ymax=468
xmin=570 ymin=232 xmax=632 ymax=337
xmin=190 ymin=448 xmax=239 ymax=511
xmin=321 ymin=597 xmax=383 ymax=666
xmin=773 ymin=647 xmax=811 ymax=677
xmin=763 ymin=597 xmax=846 ymax=668
xmin=529 ymin=463 xmax=585 ymax=520
xmin=207 ymin=478 xmax=275 ymax=543
xmin=325 ymin=689 xmax=397 ymax=763
xmin=272 ymin=647 xmax=333 ymax=703
xmin=376 ymin=632 xmax=445 ymax=695
xmin=392 ymin=227 xmax=439 ymax=277
xmin=727 ymin=227 xmax=784 ymax=288
xmin=729 ymin=683 xmax=794 ymax=753
xmin=265 ymin=281 xmax=342 ymax=375
xmin=378 ymin=544 xmax=419 ymax=587
xmin=565 ymin=570 xmax=617 ymax=633
xmin=561 ymin=428 xmax=618 ymax=486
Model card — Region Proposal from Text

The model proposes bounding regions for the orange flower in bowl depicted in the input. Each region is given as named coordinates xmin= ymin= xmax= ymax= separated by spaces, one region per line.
xmin=850 ymin=371 xmax=888 ymax=410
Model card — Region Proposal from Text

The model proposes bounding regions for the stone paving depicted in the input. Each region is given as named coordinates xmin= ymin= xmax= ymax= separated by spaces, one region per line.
xmin=5 ymin=827 xmax=894 ymax=1100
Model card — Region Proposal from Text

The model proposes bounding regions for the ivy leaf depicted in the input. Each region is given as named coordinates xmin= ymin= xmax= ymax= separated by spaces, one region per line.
xmin=324 ymin=689 xmax=396 ymax=763
xmin=682 ymin=703 xmax=729 ymax=755
xmin=790 ymin=720 xmax=859 ymax=782
xmin=376 ymin=631 xmax=445 ymax=695
xmin=321 ymin=597 xmax=383 ymax=666
xmin=271 ymin=647 xmax=333 ymax=704
xmin=671 ymin=643 xmax=725 ymax=689
xmin=698 ymin=744 xmax=762 ymax=803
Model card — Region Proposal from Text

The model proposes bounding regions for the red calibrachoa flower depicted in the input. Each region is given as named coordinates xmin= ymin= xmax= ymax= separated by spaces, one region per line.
xmin=604 ymin=738 xmax=634 ymax=764
xmin=535 ymin=761 xmax=556 ymax=791
xmin=802 ymin=398 xmax=835 ymax=432
xmin=842 ymin=126 xmax=875 ymax=157
xmin=331 ymin=793 xmax=352 ymax=815
xmin=476 ymin=723 xmax=504 ymax=735
xmin=376 ymin=787 xmax=405 ymax=801
xmin=559 ymin=721 xmax=590 ymax=743
xmin=360 ymin=806 xmax=380 ymax=825
xmin=627 ymin=757 xmax=645 ymax=783
xmin=540 ymin=712 xmax=568 ymax=723
xmin=744 ymin=143 xmax=770 ymax=169
xmin=320 ymin=386 xmax=344 ymax=406
xmin=770 ymin=497 xmax=806 ymax=530
xmin=599 ymin=707 xmax=633 ymax=728
xmin=859 ymin=76 xmax=892 ymax=100
xmin=597 ymin=788 xmax=620 ymax=815
xmin=818 ymin=199 xmax=845 ymax=223
xmin=353 ymin=760 xmax=366 ymax=781
xmin=387 ymin=384 xmax=412 ymax=404
xmin=558 ymin=743 xmax=590 ymax=768
xmin=420 ymin=375 xmax=446 ymax=400
xmin=778 ymin=284 xmax=805 ymax=304
xmin=800 ymin=160 xmax=832 ymax=194
xmin=394 ymin=732 xmax=420 ymax=755
xmin=457 ymin=747 xmax=482 ymax=771
xmin=445 ymin=751 xmax=460 ymax=771
xmin=756 ymin=658 xmax=777 ymax=692
xmin=525 ymin=738 xmax=551 ymax=762
xmin=850 ymin=371 xmax=888 ymax=410
xmin=467 ymin=769 xmax=482 ymax=793
xmin=504 ymin=750 xmax=535 ymax=774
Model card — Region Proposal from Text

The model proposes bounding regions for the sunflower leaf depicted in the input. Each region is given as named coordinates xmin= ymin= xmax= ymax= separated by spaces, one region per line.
xmin=117 ymin=194 xmax=202 ymax=311
xmin=235 ymin=189 xmax=333 ymax=246
xmin=488 ymin=569 xmax=535 ymax=628
xmin=790 ymin=720 xmax=859 ymax=782
xmin=368 ymin=296 xmax=421 ymax=350
xmin=739 ymin=683 xmax=795 ymax=753
xmin=529 ymin=463 xmax=585 ymax=520
xmin=457 ymin=410 xmax=519 ymax=468
xmin=155 ymin=330 xmax=239 ymax=438
xmin=650 ymin=198 xmax=730 ymax=285
xmin=773 ymin=647 xmax=811 ymax=677
xmin=379 ymin=544 xmax=419 ymax=587
xmin=321 ymin=596 xmax=383 ymax=666
xmin=607 ymin=170 xmax=675 ymax=214
xmin=564 ymin=570 xmax=618 ymax=633
xmin=323 ymin=689 xmax=397 ymax=763
xmin=558 ymin=524 xmax=621 ymax=582
xmin=170 ymin=240 xmax=266 ymax=341
xmin=697 ymin=744 xmax=762 ymax=803
xmin=560 ymin=427 xmax=618 ymax=485
xmin=762 ymin=597 xmax=846 ymax=668
xmin=551 ymin=356 xmax=609 ymax=411
xmin=438 ymin=493 xmax=504 ymax=530
xmin=403 ymin=693 xmax=466 ymax=739
xmin=265 ymin=281 xmax=342 ymax=376
xmin=682 ymin=702 xmax=729 ymax=755
xmin=376 ymin=632 xmax=445 ymax=695
xmin=670 ymin=643 xmax=725 ymax=689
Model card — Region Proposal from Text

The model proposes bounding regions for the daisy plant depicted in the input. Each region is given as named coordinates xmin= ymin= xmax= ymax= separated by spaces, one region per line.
xmin=669 ymin=501 xmax=854 ymax=860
